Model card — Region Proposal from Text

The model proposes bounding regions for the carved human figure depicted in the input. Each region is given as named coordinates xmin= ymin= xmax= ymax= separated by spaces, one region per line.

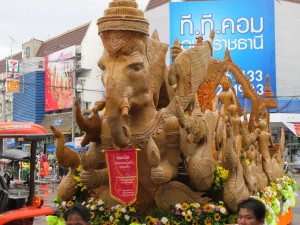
xmin=215 ymin=77 xmax=237 ymax=120
xmin=257 ymin=119 xmax=274 ymax=182
xmin=169 ymin=38 xmax=183 ymax=93
xmin=228 ymin=104 xmax=241 ymax=137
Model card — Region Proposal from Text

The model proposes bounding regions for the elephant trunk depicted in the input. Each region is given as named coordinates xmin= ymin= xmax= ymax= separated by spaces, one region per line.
xmin=107 ymin=116 xmax=129 ymax=148
xmin=106 ymin=91 xmax=130 ymax=149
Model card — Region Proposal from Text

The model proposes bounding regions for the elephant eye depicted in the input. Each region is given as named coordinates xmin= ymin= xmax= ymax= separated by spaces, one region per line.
xmin=128 ymin=63 xmax=143 ymax=72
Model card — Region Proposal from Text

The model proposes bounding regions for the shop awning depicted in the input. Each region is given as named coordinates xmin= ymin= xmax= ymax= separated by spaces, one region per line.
xmin=40 ymin=112 xmax=73 ymax=134
xmin=283 ymin=122 xmax=300 ymax=137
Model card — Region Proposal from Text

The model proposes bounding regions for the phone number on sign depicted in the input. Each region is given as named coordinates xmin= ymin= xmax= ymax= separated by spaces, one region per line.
xmin=225 ymin=69 xmax=265 ymax=96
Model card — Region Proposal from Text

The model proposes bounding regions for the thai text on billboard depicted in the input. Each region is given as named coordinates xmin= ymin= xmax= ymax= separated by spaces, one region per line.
xmin=44 ymin=46 xmax=75 ymax=111
xmin=170 ymin=0 xmax=276 ymax=102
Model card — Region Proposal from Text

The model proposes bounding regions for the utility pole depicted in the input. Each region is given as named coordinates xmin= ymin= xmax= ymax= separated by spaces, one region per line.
xmin=71 ymin=56 xmax=77 ymax=142
xmin=0 ymin=75 xmax=6 ymax=122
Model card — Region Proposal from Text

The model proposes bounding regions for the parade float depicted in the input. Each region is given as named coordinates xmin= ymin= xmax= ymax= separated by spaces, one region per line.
xmin=49 ymin=0 xmax=298 ymax=224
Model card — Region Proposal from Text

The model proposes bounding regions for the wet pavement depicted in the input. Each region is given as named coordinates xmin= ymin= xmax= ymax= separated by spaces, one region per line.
xmin=6 ymin=173 xmax=300 ymax=224
xmin=7 ymin=174 xmax=59 ymax=225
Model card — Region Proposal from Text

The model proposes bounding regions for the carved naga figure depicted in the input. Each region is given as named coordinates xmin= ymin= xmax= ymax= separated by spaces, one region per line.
xmin=223 ymin=121 xmax=250 ymax=212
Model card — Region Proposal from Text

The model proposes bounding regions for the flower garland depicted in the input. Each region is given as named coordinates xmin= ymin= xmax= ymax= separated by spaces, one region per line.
xmin=54 ymin=199 xmax=237 ymax=225
xmin=52 ymin=166 xmax=298 ymax=225
xmin=252 ymin=175 xmax=299 ymax=225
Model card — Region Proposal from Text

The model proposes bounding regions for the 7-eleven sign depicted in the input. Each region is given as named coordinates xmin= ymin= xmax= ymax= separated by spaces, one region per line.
xmin=6 ymin=59 xmax=20 ymax=73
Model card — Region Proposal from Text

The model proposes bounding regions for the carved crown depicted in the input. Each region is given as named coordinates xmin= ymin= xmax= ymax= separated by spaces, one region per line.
xmin=98 ymin=0 xmax=149 ymax=35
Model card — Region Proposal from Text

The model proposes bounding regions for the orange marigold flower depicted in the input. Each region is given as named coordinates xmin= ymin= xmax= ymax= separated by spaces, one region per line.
xmin=185 ymin=213 xmax=193 ymax=222
xmin=181 ymin=202 xmax=190 ymax=211
xmin=214 ymin=213 xmax=221 ymax=221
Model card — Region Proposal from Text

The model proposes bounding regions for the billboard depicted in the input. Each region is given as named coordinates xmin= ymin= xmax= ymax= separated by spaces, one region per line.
xmin=45 ymin=46 xmax=75 ymax=112
xmin=170 ymin=0 xmax=276 ymax=101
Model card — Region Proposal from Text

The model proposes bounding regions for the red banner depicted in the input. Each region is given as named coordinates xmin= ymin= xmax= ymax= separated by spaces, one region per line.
xmin=105 ymin=149 xmax=138 ymax=206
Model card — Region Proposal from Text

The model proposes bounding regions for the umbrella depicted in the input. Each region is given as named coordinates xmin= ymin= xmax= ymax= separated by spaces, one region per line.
xmin=65 ymin=142 xmax=89 ymax=151
xmin=3 ymin=149 xmax=29 ymax=160
xmin=47 ymin=145 xmax=56 ymax=152
xmin=0 ymin=158 xmax=11 ymax=164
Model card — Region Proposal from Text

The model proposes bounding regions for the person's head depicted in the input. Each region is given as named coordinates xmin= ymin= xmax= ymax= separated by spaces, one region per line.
xmin=41 ymin=153 xmax=47 ymax=161
xmin=237 ymin=198 xmax=266 ymax=225
xmin=64 ymin=204 xmax=91 ymax=225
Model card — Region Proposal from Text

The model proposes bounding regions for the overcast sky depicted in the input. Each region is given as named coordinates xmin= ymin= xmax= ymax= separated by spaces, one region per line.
xmin=0 ymin=0 xmax=149 ymax=59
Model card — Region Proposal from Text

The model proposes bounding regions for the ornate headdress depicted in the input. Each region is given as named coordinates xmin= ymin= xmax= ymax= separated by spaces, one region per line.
xmin=98 ymin=0 xmax=149 ymax=35
xmin=171 ymin=38 xmax=182 ymax=55
xmin=97 ymin=0 xmax=149 ymax=56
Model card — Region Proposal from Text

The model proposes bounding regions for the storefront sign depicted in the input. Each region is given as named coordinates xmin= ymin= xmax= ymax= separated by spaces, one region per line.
xmin=6 ymin=79 xmax=20 ymax=93
xmin=6 ymin=59 xmax=20 ymax=73
xmin=105 ymin=148 xmax=138 ymax=205
xmin=170 ymin=0 xmax=276 ymax=103
xmin=50 ymin=119 xmax=63 ymax=126
xmin=283 ymin=122 xmax=300 ymax=137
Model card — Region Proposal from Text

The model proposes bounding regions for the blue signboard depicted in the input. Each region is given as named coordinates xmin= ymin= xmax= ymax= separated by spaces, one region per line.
xmin=170 ymin=0 xmax=276 ymax=101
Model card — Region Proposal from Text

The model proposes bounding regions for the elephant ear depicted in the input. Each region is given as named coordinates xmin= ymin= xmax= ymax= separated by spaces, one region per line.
xmin=167 ymin=40 xmax=213 ymax=116
xmin=146 ymin=34 xmax=169 ymax=98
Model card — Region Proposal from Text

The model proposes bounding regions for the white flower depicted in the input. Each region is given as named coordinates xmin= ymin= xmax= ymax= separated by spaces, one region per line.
xmin=61 ymin=201 xmax=66 ymax=208
xmin=97 ymin=199 xmax=104 ymax=206
xmin=220 ymin=207 xmax=227 ymax=214
xmin=109 ymin=215 xmax=114 ymax=221
xmin=86 ymin=204 xmax=90 ymax=209
xmin=193 ymin=203 xmax=200 ymax=208
xmin=115 ymin=204 xmax=121 ymax=209
xmin=81 ymin=201 xmax=86 ymax=206
xmin=120 ymin=207 xmax=127 ymax=213
xmin=187 ymin=209 xmax=192 ymax=215
xmin=90 ymin=205 xmax=96 ymax=210
xmin=161 ymin=217 xmax=168 ymax=224
xmin=124 ymin=215 xmax=130 ymax=221
xmin=88 ymin=198 xmax=94 ymax=203
xmin=175 ymin=203 xmax=182 ymax=210
xmin=99 ymin=206 xmax=104 ymax=211
xmin=181 ymin=211 xmax=186 ymax=216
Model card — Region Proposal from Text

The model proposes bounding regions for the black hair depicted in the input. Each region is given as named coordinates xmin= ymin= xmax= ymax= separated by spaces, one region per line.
xmin=64 ymin=204 xmax=91 ymax=222
xmin=237 ymin=198 xmax=266 ymax=221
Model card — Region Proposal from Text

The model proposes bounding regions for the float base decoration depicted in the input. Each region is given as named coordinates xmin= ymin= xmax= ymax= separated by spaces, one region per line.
xmin=52 ymin=174 xmax=298 ymax=225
